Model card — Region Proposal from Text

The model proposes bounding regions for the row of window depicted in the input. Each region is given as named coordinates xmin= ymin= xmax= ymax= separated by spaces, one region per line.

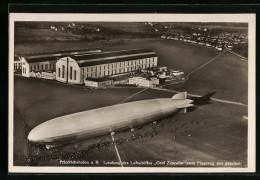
xmin=87 ymin=58 xmax=156 ymax=72
xmin=29 ymin=64 xmax=56 ymax=72
xmin=87 ymin=63 xmax=154 ymax=78
xmin=58 ymin=65 xmax=77 ymax=80
xmin=14 ymin=63 xmax=22 ymax=70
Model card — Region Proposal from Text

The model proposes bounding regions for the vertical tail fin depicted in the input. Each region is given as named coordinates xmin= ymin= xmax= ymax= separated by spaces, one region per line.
xmin=172 ymin=92 xmax=187 ymax=100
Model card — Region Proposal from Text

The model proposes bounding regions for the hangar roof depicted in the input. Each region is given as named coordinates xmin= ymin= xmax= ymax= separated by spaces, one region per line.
xmin=71 ymin=49 xmax=157 ymax=67
xmin=17 ymin=48 xmax=100 ymax=57
xmin=20 ymin=49 xmax=102 ymax=63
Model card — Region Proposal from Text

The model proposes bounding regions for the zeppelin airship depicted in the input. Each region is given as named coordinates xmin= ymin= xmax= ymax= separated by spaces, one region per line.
xmin=28 ymin=92 xmax=193 ymax=144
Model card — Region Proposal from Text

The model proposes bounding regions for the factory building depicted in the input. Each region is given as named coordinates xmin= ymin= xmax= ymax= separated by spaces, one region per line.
xmin=19 ymin=49 xmax=102 ymax=77
xmin=55 ymin=49 xmax=157 ymax=84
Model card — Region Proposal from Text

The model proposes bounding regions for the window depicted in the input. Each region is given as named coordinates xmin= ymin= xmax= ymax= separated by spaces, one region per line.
xmin=45 ymin=64 xmax=48 ymax=69
xmin=74 ymin=70 xmax=76 ymax=80
xmin=34 ymin=65 xmax=36 ymax=70
xmin=37 ymin=65 xmax=39 ymax=70
xmin=70 ymin=66 xmax=72 ymax=80
xmin=30 ymin=66 xmax=32 ymax=72
xmin=62 ymin=65 xmax=65 ymax=78
xmin=58 ymin=68 xmax=60 ymax=77
xmin=41 ymin=65 xmax=43 ymax=70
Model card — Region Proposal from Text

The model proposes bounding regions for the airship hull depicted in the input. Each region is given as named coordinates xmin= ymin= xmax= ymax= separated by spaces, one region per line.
xmin=28 ymin=93 xmax=193 ymax=144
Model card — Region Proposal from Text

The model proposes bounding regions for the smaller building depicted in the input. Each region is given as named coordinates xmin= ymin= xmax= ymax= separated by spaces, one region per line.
xmin=42 ymin=71 xmax=56 ymax=80
xmin=129 ymin=76 xmax=159 ymax=88
xmin=84 ymin=77 xmax=114 ymax=88
xmin=172 ymin=70 xmax=184 ymax=77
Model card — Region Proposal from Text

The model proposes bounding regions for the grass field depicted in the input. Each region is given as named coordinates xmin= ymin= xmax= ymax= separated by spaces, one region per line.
xmin=13 ymin=37 xmax=248 ymax=167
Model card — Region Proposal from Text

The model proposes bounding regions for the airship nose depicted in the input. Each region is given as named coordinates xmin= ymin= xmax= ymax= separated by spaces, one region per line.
xmin=28 ymin=128 xmax=41 ymax=142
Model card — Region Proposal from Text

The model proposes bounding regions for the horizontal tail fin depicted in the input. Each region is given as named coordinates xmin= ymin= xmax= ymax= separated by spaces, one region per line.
xmin=172 ymin=92 xmax=187 ymax=100
xmin=177 ymin=103 xmax=194 ymax=109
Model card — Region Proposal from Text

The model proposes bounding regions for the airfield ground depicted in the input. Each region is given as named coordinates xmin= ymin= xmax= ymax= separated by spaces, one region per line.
xmin=13 ymin=38 xmax=248 ymax=167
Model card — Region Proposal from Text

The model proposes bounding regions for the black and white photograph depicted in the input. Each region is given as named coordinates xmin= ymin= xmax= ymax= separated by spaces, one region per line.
xmin=8 ymin=13 xmax=255 ymax=173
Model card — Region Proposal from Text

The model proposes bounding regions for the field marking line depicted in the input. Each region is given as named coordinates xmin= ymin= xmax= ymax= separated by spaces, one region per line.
xmin=162 ymin=51 xmax=226 ymax=87
xmin=111 ymin=134 xmax=124 ymax=167
xmin=227 ymin=50 xmax=248 ymax=60
xmin=187 ymin=50 xmax=227 ymax=76
xmin=153 ymin=87 xmax=247 ymax=107
xmin=211 ymin=98 xmax=247 ymax=107
xmin=223 ymin=134 xmax=247 ymax=142
xmin=119 ymin=88 xmax=149 ymax=104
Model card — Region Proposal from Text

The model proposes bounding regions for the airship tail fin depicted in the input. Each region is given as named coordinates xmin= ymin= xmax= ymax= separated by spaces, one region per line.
xmin=172 ymin=92 xmax=187 ymax=100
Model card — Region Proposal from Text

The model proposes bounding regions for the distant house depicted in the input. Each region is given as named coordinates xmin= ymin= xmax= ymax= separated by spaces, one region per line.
xmin=216 ymin=46 xmax=223 ymax=51
xmin=161 ymin=35 xmax=166 ymax=39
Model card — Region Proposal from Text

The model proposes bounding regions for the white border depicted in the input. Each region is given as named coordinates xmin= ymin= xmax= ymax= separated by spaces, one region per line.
xmin=9 ymin=13 xmax=256 ymax=173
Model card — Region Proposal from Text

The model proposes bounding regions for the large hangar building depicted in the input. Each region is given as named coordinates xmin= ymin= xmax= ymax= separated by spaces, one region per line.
xmin=55 ymin=49 xmax=158 ymax=84
xmin=19 ymin=49 xmax=102 ymax=77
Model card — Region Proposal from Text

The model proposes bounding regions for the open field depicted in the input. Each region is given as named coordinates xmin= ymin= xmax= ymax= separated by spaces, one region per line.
xmin=165 ymin=51 xmax=248 ymax=104
xmin=13 ymin=37 xmax=248 ymax=167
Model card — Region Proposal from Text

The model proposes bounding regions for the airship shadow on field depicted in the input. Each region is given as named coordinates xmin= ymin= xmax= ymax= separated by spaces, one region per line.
xmin=27 ymin=92 xmax=216 ymax=147
xmin=186 ymin=92 xmax=217 ymax=112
